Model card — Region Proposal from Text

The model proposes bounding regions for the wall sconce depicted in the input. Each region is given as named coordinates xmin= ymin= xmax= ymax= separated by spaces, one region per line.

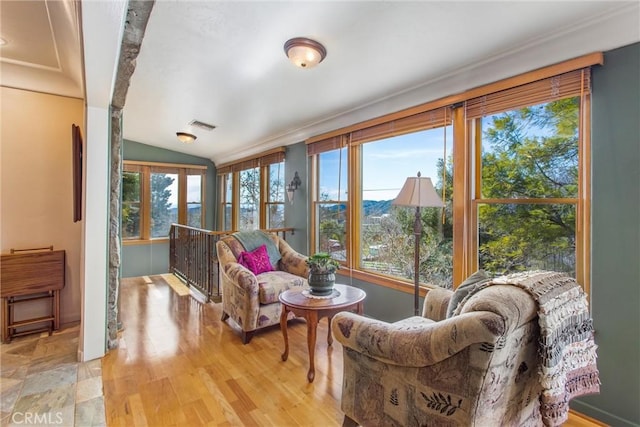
xmin=284 ymin=37 xmax=327 ymax=69
xmin=286 ymin=171 xmax=302 ymax=204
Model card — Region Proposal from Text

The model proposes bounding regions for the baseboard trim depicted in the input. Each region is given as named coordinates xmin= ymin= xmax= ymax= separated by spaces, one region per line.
xmin=571 ymin=400 xmax=638 ymax=427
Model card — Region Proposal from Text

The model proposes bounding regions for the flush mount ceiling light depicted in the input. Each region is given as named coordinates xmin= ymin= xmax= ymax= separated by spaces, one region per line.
xmin=284 ymin=37 xmax=326 ymax=69
xmin=176 ymin=131 xmax=197 ymax=144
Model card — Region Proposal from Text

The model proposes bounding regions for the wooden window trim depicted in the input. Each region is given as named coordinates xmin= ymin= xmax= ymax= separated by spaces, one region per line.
xmin=123 ymin=161 xmax=206 ymax=242
xmin=308 ymin=54 xmax=597 ymax=293
xmin=461 ymin=76 xmax=591 ymax=291
xmin=217 ymin=147 xmax=285 ymax=175
xmin=306 ymin=52 xmax=602 ymax=144
xmin=218 ymin=152 xmax=286 ymax=232
xmin=125 ymin=160 xmax=207 ymax=170
xmin=264 ymin=162 xmax=286 ymax=229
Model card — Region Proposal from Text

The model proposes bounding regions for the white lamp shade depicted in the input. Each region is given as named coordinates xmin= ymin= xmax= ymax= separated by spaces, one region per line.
xmin=392 ymin=176 xmax=444 ymax=208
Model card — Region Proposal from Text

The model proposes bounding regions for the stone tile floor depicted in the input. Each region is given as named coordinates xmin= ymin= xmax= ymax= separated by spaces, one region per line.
xmin=0 ymin=325 xmax=106 ymax=427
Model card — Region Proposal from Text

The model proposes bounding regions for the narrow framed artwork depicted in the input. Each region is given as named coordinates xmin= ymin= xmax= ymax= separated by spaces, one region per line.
xmin=72 ymin=124 xmax=83 ymax=222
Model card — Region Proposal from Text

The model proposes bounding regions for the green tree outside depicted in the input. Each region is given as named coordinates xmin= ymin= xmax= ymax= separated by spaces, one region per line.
xmin=150 ymin=173 xmax=176 ymax=237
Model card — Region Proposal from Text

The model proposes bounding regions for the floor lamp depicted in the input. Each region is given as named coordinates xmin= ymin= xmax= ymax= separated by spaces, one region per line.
xmin=392 ymin=172 xmax=444 ymax=316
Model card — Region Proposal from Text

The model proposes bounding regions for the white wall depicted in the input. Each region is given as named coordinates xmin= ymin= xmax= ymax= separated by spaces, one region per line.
xmin=79 ymin=106 xmax=109 ymax=361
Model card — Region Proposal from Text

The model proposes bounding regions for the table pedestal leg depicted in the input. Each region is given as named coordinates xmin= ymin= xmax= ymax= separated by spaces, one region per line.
xmin=306 ymin=311 xmax=318 ymax=382
xmin=327 ymin=316 xmax=333 ymax=346
xmin=280 ymin=306 xmax=289 ymax=362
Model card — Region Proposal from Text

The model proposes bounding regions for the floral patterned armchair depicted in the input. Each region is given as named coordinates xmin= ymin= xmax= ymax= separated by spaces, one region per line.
xmin=333 ymin=270 xmax=601 ymax=426
xmin=216 ymin=231 xmax=309 ymax=344
xmin=331 ymin=285 xmax=545 ymax=426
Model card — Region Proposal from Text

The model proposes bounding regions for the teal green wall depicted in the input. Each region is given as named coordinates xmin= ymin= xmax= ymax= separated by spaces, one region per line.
xmin=335 ymin=274 xmax=416 ymax=322
xmin=121 ymin=140 xmax=217 ymax=278
xmin=121 ymin=244 xmax=170 ymax=278
xmin=284 ymin=142 xmax=308 ymax=254
xmin=575 ymin=42 xmax=639 ymax=426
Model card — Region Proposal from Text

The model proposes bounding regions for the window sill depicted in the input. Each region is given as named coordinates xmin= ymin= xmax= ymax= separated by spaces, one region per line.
xmin=336 ymin=268 xmax=438 ymax=297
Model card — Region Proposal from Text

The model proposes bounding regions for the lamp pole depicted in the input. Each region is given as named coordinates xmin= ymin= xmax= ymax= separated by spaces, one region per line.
xmin=413 ymin=205 xmax=422 ymax=316
xmin=392 ymin=171 xmax=443 ymax=317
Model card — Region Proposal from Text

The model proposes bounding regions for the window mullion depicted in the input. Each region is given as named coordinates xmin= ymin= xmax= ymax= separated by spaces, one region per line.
xmin=452 ymin=106 xmax=468 ymax=286
xmin=232 ymin=172 xmax=240 ymax=231
xmin=349 ymin=143 xmax=361 ymax=270
xmin=577 ymin=89 xmax=591 ymax=295
xmin=259 ymin=166 xmax=267 ymax=229
xmin=310 ymin=156 xmax=319 ymax=253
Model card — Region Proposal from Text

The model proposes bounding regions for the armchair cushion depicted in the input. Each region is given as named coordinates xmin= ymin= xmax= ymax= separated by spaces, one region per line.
xmin=446 ymin=269 xmax=491 ymax=317
xmin=238 ymin=244 xmax=273 ymax=275
xmin=256 ymin=270 xmax=306 ymax=304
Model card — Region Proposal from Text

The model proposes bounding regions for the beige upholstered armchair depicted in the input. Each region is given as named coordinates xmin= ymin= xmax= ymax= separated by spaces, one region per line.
xmin=216 ymin=231 xmax=309 ymax=343
xmin=332 ymin=271 xmax=600 ymax=427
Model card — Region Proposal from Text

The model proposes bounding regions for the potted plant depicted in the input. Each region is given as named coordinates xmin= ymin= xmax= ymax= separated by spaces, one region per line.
xmin=306 ymin=252 xmax=340 ymax=296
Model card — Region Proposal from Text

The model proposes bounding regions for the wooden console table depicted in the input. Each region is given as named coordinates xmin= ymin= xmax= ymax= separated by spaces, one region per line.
xmin=1 ymin=248 xmax=65 ymax=343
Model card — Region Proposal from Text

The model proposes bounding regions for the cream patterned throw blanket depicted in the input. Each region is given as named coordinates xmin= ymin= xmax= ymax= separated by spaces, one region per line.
xmin=454 ymin=270 xmax=600 ymax=426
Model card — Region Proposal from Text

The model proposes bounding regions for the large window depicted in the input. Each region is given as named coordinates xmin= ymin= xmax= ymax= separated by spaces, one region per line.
xmin=150 ymin=170 xmax=178 ymax=238
xmin=314 ymin=146 xmax=348 ymax=259
xmin=122 ymin=162 xmax=206 ymax=242
xmin=266 ymin=162 xmax=285 ymax=229
xmin=239 ymin=167 xmax=260 ymax=230
xmin=186 ymin=173 xmax=203 ymax=227
xmin=466 ymin=70 xmax=590 ymax=288
xmin=220 ymin=173 xmax=233 ymax=231
xmin=308 ymin=110 xmax=455 ymax=288
xmin=308 ymin=56 xmax=596 ymax=293
xmin=217 ymin=148 xmax=286 ymax=231
xmin=122 ymin=170 xmax=141 ymax=239
xmin=359 ymin=127 xmax=453 ymax=288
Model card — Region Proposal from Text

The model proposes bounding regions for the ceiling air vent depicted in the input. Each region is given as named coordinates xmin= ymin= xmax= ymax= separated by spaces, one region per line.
xmin=189 ymin=120 xmax=216 ymax=131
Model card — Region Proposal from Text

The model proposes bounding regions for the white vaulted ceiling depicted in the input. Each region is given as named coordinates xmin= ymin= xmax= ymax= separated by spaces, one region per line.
xmin=2 ymin=1 xmax=639 ymax=165
xmin=0 ymin=0 xmax=83 ymax=98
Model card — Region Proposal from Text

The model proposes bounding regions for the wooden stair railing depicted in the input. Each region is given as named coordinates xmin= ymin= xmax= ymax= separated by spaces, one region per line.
xmin=169 ymin=224 xmax=296 ymax=302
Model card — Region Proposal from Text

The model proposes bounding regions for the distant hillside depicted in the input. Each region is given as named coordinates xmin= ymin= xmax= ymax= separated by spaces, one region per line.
xmin=323 ymin=200 xmax=393 ymax=217
xmin=363 ymin=200 xmax=392 ymax=217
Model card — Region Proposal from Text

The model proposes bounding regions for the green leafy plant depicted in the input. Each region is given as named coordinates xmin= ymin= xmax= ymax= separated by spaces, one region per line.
xmin=306 ymin=252 xmax=340 ymax=274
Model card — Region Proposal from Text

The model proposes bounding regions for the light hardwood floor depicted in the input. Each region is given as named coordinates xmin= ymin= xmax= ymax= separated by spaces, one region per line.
xmin=102 ymin=275 xmax=605 ymax=426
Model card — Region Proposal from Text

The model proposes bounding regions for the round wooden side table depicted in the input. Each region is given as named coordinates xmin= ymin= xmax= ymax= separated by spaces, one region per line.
xmin=279 ymin=283 xmax=366 ymax=382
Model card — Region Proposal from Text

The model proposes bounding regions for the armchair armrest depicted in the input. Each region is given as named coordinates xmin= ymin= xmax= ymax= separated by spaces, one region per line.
xmin=332 ymin=310 xmax=504 ymax=367
xmin=221 ymin=262 xmax=259 ymax=294
xmin=277 ymin=239 xmax=309 ymax=278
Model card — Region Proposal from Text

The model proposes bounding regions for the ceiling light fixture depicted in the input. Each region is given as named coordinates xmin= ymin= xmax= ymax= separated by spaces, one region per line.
xmin=284 ymin=37 xmax=326 ymax=69
xmin=176 ymin=131 xmax=197 ymax=144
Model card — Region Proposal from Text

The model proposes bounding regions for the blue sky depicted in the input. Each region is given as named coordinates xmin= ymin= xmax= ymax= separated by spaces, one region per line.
xmin=166 ymin=174 xmax=202 ymax=208
xmin=320 ymin=126 xmax=453 ymax=201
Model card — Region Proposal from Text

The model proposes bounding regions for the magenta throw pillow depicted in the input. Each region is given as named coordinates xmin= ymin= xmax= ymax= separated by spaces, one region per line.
xmin=237 ymin=244 xmax=274 ymax=275
xmin=237 ymin=251 xmax=257 ymax=273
